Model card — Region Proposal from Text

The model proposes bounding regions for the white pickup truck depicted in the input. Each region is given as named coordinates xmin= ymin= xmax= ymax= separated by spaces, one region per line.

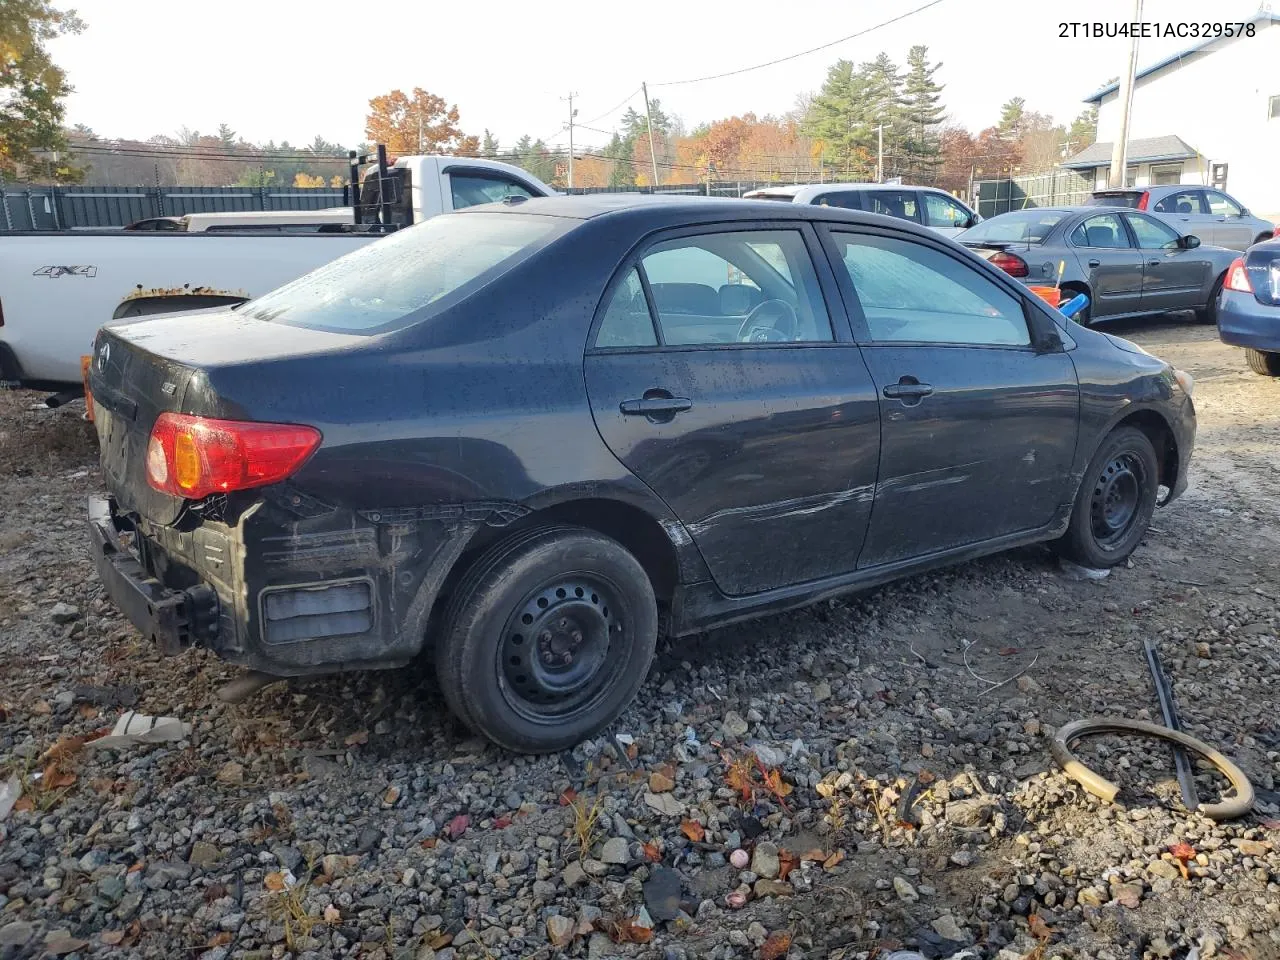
xmin=0 ymin=154 xmax=553 ymax=389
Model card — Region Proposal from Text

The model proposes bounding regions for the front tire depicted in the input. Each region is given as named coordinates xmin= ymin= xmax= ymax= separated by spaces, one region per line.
xmin=1246 ymin=348 xmax=1280 ymax=376
xmin=1056 ymin=426 xmax=1159 ymax=568
xmin=436 ymin=526 xmax=658 ymax=754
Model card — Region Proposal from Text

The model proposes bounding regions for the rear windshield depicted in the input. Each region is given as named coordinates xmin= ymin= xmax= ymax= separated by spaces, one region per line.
xmin=959 ymin=210 xmax=1067 ymax=245
xmin=1089 ymin=193 xmax=1142 ymax=208
xmin=243 ymin=212 xmax=566 ymax=333
xmin=746 ymin=193 xmax=796 ymax=202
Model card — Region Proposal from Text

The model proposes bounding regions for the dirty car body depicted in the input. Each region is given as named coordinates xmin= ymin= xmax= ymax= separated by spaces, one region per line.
xmin=88 ymin=195 xmax=1197 ymax=752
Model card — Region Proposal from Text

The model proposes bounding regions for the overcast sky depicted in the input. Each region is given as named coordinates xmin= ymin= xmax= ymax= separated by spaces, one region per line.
xmin=49 ymin=0 xmax=1266 ymax=151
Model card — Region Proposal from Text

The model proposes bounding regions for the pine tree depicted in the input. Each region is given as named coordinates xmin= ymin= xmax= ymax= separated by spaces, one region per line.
xmin=1065 ymin=107 xmax=1097 ymax=156
xmin=804 ymin=60 xmax=875 ymax=179
xmin=860 ymin=53 xmax=905 ymax=179
xmin=997 ymin=97 xmax=1027 ymax=141
xmin=216 ymin=123 xmax=237 ymax=148
xmin=901 ymin=45 xmax=945 ymax=182
xmin=481 ymin=129 xmax=499 ymax=158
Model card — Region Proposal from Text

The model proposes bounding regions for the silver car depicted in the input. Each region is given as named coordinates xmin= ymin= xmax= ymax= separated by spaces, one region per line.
xmin=742 ymin=183 xmax=980 ymax=238
xmin=1088 ymin=186 xmax=1274 ymax=251
xmin=955 ymin=206 xmax=1239 ymax=326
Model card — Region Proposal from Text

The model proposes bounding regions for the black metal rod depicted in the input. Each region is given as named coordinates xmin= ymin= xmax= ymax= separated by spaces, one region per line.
xmin=1143 ymin=638 xmax=1199 ymax=811
xmin=348 ymin=150 xmax=360 ymax=225
xmin=376 ymin=144 xmax=391 ymax=229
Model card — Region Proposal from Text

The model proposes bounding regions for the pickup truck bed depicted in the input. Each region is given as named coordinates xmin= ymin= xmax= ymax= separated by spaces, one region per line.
xmin=0 ymin=231 xmax=377 ymax=387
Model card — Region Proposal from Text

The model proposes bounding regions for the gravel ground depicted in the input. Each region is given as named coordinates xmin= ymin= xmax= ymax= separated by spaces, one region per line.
xmin=2 ymin=318 xmax=1279 ymax=960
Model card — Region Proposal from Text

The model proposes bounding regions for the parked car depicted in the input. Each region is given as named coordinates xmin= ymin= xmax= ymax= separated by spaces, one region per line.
xmin=1216 ymin=237 xmax=1280 ymax=375
xmin=1088 ymin=185 xmax=1274 ymax=251
xmin=88 ymin=195 xmax=1196 ymax=753
xmin=741 ymin=183 xmax=980 ymax=238
xmin=956 ymin=206 xmax=1238 ymax=325
xmin=0 ymin=154 xmax=554 ymax=390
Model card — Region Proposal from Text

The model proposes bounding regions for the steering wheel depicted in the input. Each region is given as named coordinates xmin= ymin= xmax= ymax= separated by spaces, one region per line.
xmin=737 ymin=299 xmax=799 ymax=343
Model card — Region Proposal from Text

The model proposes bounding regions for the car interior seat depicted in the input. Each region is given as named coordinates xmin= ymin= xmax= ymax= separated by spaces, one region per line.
xmin=1086 ymin=224 xmax=1118 ymax=246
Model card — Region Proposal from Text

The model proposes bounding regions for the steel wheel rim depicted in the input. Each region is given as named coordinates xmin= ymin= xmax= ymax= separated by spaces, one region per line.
xmin=1090 ymin=452 xmax=1145 ymax=549
xmin=499 ymin=575 xmax=623 ymax=723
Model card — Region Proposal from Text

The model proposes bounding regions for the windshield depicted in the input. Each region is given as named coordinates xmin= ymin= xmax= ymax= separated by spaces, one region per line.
xmin=960 ymin=210 xmax=1067 ymax=245
xmin=243 ymin=212 xmax=566 ymax=333
xmin=1089 ymin=193 xmax=1142 ymax=208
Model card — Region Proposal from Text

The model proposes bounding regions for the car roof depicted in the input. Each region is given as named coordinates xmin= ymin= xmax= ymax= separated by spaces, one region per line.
xmin=454 ymin=193 xmax=951 ymax=236
xmin=743 ymin=182 xmax=954 ymax=199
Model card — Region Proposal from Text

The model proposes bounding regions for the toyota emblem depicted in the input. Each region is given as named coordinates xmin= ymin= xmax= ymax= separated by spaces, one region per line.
xmin=96 ymin=341 xmax=110 ymax=372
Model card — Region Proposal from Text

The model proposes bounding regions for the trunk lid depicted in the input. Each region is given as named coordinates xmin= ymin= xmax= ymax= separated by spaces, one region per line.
xmin=90 ymin=307 xmax=368 ymax=524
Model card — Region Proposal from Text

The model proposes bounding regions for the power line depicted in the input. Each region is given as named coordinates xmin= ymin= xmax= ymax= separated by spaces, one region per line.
xmin=651 ymin=0 xmax=947 ymax=86
xmin=577 ymin=86 xmax=643 ymax=128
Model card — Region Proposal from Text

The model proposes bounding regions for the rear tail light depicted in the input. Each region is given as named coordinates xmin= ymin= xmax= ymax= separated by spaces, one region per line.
xmin=1137 ymin=191 xmax=1150 ymax=210
xmin=1225 ymin=257 xmax=1253 ymax=293
xmin=989 ymin=251 xmax=1029 ymax=277
xmin=145 ymin=413 xmax=321 ymax=499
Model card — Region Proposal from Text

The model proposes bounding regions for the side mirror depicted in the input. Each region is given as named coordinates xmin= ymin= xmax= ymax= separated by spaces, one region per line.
xmin=1178 ymin=234 xmax=1201 ymax=249
xmin=1239 ymin=208 xmax=1250 ymax=217
xmin=965 ymin=214 xmax=982 ymax=228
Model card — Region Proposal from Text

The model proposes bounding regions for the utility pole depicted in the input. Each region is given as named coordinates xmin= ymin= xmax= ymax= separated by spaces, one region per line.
xmin=1109 ymin=0 xmax=1143 ymax=187
xmin=563 ymin=92 xmax=578 ymax=188
xmin=876 ymin=124 xmax=885 ymax=183
xmin=641 ymin=82 xmax=660 ymax=190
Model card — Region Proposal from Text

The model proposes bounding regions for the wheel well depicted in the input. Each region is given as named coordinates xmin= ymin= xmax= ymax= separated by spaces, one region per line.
xmin=1115 ymin=410 xmax=1178 ymax=492
xmin=1254 ymin=232 xmax=1273 ymax=245
xmin=428 ymin=498 xmax=681 ymax=642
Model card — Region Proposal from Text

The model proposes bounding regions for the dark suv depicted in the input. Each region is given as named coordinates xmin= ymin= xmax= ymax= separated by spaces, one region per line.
xmin=89 ymin=195 xmax=1196 ymax=753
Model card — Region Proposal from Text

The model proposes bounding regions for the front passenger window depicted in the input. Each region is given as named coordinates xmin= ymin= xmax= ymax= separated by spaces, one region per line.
xmin=834 ymin=233 xmax=1030 ymax=347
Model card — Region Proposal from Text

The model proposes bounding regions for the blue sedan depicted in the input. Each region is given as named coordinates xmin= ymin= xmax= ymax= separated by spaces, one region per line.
xmin=1217 ymin=238 xmax=1280 ymax=375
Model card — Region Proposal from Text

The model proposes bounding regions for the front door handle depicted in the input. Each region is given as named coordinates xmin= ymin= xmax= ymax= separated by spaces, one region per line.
xmin=619 ymin=393 xmax=692 ymax=421
xmin=1215 ymin=217 xmax=1227 ymax=222
xmin=882 ymin=378 xmax=933 ymax=402
xmin=1147 ymin=259 xmax=1161 ymax=267
xmin=1088 ymin=258 xmax=1101 ymax=268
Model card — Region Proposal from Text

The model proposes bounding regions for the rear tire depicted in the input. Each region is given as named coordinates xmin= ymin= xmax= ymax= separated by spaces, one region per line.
xmin=1195 ymin=273 xmax=1225 ymax=325
xmin=1056 ymin=426 xmax=1159 ymax=569
xmin=1246 ymin=348 xmax=1280 ymax=376
xmin=435 ymin=525 xmax=658 ymax=754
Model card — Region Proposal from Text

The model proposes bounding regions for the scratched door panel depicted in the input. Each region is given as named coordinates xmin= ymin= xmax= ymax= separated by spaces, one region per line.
xmin=584 ymin=345 xmax=881 ymax=596
xmin=857 ymin=344 xmax=1079 ymax=568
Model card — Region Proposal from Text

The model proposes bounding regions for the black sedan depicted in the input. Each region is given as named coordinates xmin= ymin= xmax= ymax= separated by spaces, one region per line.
xmin=957 ymin=206 xmax=1239 ymax=326
xmin=87 ymin=196 xmax=1197 ymax=753
xmin=1217 ymin=238 xmax=1280 ymax=375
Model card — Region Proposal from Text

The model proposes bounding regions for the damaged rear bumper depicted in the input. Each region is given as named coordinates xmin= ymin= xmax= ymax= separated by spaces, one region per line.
xmin=88 ymin=495 xmax=219 ymax=655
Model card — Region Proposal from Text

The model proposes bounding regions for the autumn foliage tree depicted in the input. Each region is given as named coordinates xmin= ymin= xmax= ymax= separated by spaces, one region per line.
xmin=1 ymin=0 xmax=85 ymax=181
xmin=365 ymin=87 xmax=480 ymax=157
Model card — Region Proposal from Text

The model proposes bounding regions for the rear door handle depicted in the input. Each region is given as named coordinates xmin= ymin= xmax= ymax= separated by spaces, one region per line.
xmin=619 ymin=396 xmax=692 ymax=417
xmin=1088 ymin=258 xmax=1101 ymax=268
xmin=882 ymin=380 xmax=933 ymax=401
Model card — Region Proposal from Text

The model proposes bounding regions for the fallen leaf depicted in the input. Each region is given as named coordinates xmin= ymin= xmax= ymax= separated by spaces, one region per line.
xmin=446 ymin=814 xmax=469 ymax=840
xmin=1028 ymin=913 xmax=1053 ymax=940
xmin=761 ymin=931 xmax=792 ymax=959
xmin=626 ymin=742 xmax=638 ymax=761
xmin=800 ymin=849 xmax=827 ymax=863
xmin=127 ymin=861 xmax=145 ymax=874
xmin=1169 ymin=841 xmax=1196 ymax=861
xmin=203 ymin=884 xmax=226 ymax=903
xmin=726 ymin=890 xmax=748 ymax=909
xmin=622 ymin=921 xmax=652 ymax=943
xmin=13 ymin=797 xmax=34 ymax=813
xmin=823 ymin=849 xmax=845 ymax=870
xmin=264 ymin=871 xmax=289 ymax=891
xmin=998 ymin=647 xmax=1021 ymax=656
xmin=121 ymin=921 xmax=142 ymax=948
xmin=493 ymin=815 xmax=513 ymax=829
xmin=428 ymin=932 xmax=454 ymax=949
xmin=420 ymin=837 xmax=438 ymax=850
xmin=324 ymin=904 xmax=341 ymax=924
xmin=77 ymin=704 xmax=99 ymax=719
xmin=32 ymin=700 xmax=51 ymax=715
xmin=344 ymin=729 xmax=369 ymax=747
xmin=99 ymin=931 xmax=124 ymax=946
xmin=778 ymin=849 xmax=798 ymax=882
xmin=642 ymin=841 xmax=662 ymax=863
xmin=382 ymin=785 xmax=400 ymax=807
xmin=761 ymin=766 xmax=793 ymax=803
xmin=559 ymin=788 xmax=578 ymax=806
xmin=207 ymin=932 xmax=233 ymax=947
xmin=814 ymin=780 xmax=835 ymax=799
xmin=680 ymin=819 xmax=705 ymax=842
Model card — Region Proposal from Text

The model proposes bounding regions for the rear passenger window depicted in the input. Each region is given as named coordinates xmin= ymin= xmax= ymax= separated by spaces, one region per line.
xmin=1070 ymin=214 xmax=1130 ymax=248
xmin=626 ymin=230 xmax=833 ymax=346
xmin=1153 ymin=190 xmax=1203 ymax=215
xmin=595 ymin=268 xmax=657 ymax=348
xmin=833 ymin=233 xmax=1029 ymax=347
xmin=862 ymin=191 xmax=921 ymax=223
xmin=814 ymin=192 xmax=861 ymax=210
